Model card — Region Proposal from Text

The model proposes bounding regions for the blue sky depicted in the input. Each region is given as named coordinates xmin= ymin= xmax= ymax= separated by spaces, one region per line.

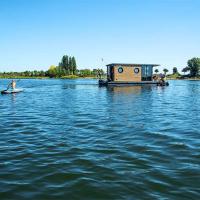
xmin=0 ymin=0 xmax=200 ymax=72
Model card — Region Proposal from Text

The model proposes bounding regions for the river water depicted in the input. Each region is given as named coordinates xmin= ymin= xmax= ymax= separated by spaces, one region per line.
xmin=0 ymin=79 xmax=200 ymax=200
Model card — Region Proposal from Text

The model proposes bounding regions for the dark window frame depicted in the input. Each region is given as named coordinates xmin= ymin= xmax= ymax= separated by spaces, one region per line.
xmin=118 ymin=67 xmax=123 ymax=73
xmin=134 ymin=67 xmax=140 ymax=74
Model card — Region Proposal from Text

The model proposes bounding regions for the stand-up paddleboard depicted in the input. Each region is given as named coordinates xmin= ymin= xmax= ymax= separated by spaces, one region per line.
xmin=1 ymin=88 xmax=24 ymax=94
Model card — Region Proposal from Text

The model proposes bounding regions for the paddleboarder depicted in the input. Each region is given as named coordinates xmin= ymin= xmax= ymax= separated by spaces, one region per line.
xmin=1 ymin=79 xmax=23 ymax=94
xmin=7 ymin=80 xmax=17 ymax=90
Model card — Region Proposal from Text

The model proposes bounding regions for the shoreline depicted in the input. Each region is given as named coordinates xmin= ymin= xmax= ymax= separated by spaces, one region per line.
xmin=0 ymin=76 xmax=99 ymax=80
xmin=167 ymin=78 xmax=200 ymax=80
xmin=1 ymin=77 xmax=199 ymax=80
xmin=1 ymin=74 xmax=199 ymax=81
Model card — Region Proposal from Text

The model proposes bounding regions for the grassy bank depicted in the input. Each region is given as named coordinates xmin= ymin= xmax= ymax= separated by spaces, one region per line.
xmin=61 ymin=75 xmax=81 ymax=79
xmin=0 ymin=75 xmax=99 ymax=79
xmin=0 ymin=76 xmax=49 ymax=79
xmin=61 ymin=75 xmax=106 ymax=79
xmin=167 ymin=73 xmax=181 ymax=80
xmin=167 ymin=73 xmax=200 ymax=80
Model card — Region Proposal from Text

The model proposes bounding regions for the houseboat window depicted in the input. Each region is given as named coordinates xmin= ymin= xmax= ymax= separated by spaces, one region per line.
xmin=118 ymin=67 xmax=123 ymax=73
xmin=134 ymin=68 xmax=140 ymax=74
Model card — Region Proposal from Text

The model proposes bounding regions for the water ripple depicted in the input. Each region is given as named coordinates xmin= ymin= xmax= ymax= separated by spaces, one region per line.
xmin=0 ymin=79 xmax=200 ymax=199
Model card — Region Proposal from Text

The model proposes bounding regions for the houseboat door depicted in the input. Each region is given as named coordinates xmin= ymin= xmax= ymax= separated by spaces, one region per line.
xmin=107 ymin=66 xmax=114 ymax=81
xmin=142 ymin=65 xmax=153 ymax=81
xmin=110 ymin=66 xmax=114 ymax=81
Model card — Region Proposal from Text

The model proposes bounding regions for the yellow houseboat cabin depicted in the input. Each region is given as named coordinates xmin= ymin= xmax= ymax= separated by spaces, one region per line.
xmin=99 ymin=63 xmax=169 ymax=86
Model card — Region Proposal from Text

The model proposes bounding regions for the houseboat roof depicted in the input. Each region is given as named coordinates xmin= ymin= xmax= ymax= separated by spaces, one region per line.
xmin=106 ymin=63 xmax=160 ymax=67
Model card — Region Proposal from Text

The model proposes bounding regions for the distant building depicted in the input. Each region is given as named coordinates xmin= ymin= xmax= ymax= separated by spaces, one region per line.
xmin=106 ymin=63 xmax=159 ymax=82
xmin=98 ymin=63 xmax=169 ymax=86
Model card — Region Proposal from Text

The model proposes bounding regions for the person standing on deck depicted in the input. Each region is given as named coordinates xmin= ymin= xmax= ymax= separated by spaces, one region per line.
xmin=7 ymin=80 xmax=17 ymax=90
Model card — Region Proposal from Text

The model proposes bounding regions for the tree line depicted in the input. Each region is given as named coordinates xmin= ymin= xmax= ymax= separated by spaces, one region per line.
xmin=1 ymin=56 xmax=199 ymax=79
xmin=0 ymin=70 xmax=48 ymax=78
xmin=154 ymin=57 xmax=200 ymax=77
xmin=47 ymin=55 xmax=78 ymax=77
xmin=47 ymin=66 xmax=104 ymax=78
xmin=0 ymin=54 xmax=105 ymax=78
xmin=48 ymin=55 xmax=105 ymax=78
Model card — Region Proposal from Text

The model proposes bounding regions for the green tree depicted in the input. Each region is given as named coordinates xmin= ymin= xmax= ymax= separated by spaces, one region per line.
xmin=59 ymin=56 xmax=65 ymax=68
xmin=58 ymin=54 xmax=78 ymax=76
xmin=92 ymin=68 xmax=105 ymax=77
xmin=48 ymin=65 xmax=57 ymax=78
xmin=187 ymin=57 xmax=200 ymax=77
xmin=182 ymin=67 xmax=190 ymax=75
xmin=80 ymin=69 xmax=92 ymax=76
xmin=59 ymin=55 xmax=69 ymax=75
xmin=163 ymin=68 xmax=169 ymax=75
xmin=40 ymin=70 xmax=45 ymax=76
xmin=24 ymin=71 xmax=31 ymax=76
xmin=65 ymin=55 xmax=69 ymax=74
xmin=68 ymin=57 xmax=73 ymax=74
xmin=173 ymin=67 xmax=178 ymax=74
xmin=71 ymin=56 xmax=77 ymax=75
xmin=155 ymin=69 xmax=159 ymax=74
xmin=55 ymin=66 xmax=62 ymax=77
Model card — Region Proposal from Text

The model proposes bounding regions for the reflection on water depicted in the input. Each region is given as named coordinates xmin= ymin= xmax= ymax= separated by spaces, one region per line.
xmin=62 ymin=84 xmax=77 ymax=90
xmin=0 ymin=79 xmax=200 ymax=200
xmin=11 ymin=93 xmax=17 ymax=103
xmin=108 ymin=85 xmax=142 ymax=94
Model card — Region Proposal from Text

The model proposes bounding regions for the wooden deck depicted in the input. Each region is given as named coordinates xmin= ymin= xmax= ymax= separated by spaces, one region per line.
xmin=107 ymin=81 xmax=158 ymax=85
xmin=98 ymin=80 xmax=169 ymax=86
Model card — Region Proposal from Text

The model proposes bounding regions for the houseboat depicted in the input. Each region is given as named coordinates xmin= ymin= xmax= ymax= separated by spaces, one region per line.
xmin=99 ymin=63 xmax=169 ymax=86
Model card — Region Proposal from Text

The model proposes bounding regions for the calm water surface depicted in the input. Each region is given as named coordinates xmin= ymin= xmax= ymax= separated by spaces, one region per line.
xmin=0 ymin=79 xmax=200 ymax=200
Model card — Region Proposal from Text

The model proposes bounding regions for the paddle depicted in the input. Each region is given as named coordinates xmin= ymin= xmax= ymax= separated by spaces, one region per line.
xmin=1 ymin=83 xmax=11 ymax=93
xmin=1 ymin=84 xmax=10 ymax=94
xmin=3 ymin=79 xmax=21 ymax=92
